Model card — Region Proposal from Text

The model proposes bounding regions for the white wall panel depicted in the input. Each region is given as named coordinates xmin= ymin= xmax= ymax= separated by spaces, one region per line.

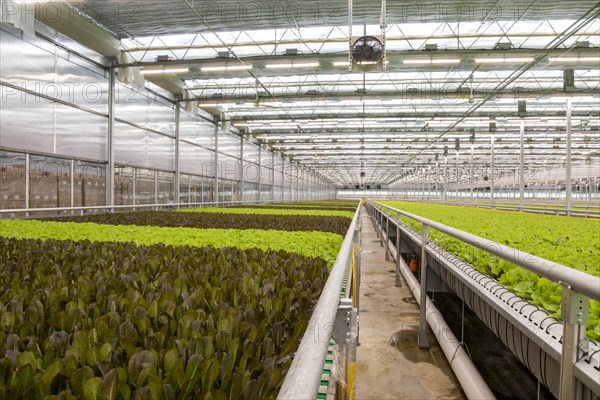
xmin=56 ymin=55 xmax=108 ymax=115
xmin=1 ymin=27 xmax=57 ymax=92
xmin=218 ymin=132 xmax=240 ymax=157
xmin=114 ymin=121 xmax=147 ymax=167
xmin=147 ymin=133 xmax=174 ymax=171
xmin=219 ymin=154 xmax=241 ymax=181
xmin=0 ymin=92 xmax=54 ymax=153
xmin=55 ymin=105 xmax=107 ymax=160
xmin=179 ymin=113 xmax=214 ymax=148
xmin=115 ymin=83 xmax=175 ymax=137
xmin=179 ymin=142 xmax=215 ymax=176
xmin=243 ymin=142 xmax=260 ymax=164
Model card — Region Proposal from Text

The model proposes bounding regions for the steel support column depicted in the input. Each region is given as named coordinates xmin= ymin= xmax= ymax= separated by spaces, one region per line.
xmin=132 ymin=168 xmax=136 ymax=206
xmin=240 ymin=135 xmax=245 ymax=201
xmin=395 ymin=214 xmax=403 ymax=287
xmin=271 ymin=151 xmax=275 ymax=201
xmin=281 ymin=155 xmax=285 ymax=200
xmin=559 ymin=284 xmax=589 ymax=400
xmin=470 ymin=145 xmax=474 ymax=199
xmin=566 ymin=98 xmax=573 ymax=216
xmin=106 ymin=66 xmax=116 ymax=208
xmin=174 ymin=101 xmax=181 ymax=207
xmin=154 ymin=170 xmax=159 ymax=210
xmin=214 ymin=120 xmax=219 ymax=204
xmin=519 ymin=119 xmax=525 ymax=211
xmin=418 ymin=224 xmax=430 ymax=350
xmin=490 ymin=135 xmax=495 ymax=207
xmin=258 ymin=145 xmax=262 ymax=202
xmin=70 ymin=160 xmax=74 ymax=209
xmin=443 ymin=157 xmax=448 ymax=203
xmin=25 ymin=153 xmax=30 ymax=216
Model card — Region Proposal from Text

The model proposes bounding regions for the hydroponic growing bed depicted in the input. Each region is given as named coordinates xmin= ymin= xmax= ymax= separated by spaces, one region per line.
xmin=378 ymin=200 xmax=600 ymax=340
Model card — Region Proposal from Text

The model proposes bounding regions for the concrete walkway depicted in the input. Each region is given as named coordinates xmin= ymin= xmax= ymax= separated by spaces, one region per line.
xmin=355 ymin=213 xmax=465 ymax=400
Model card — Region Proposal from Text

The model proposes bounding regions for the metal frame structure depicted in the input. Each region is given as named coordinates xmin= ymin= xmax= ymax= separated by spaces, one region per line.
xmin=367 ymin=200 xmax=600 ymax=400
xmin=4 ymin=1 xmax=597 ymax=191
xmin=278 ymin=202 xmax=362 ymax=400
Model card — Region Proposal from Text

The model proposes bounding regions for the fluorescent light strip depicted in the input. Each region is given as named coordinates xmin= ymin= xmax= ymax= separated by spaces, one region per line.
xmin=403 ymin=59 xmax=461 ymax=64
xmin=548 ymin=57 xmax=600 ymax=62
xmin=265 ymin=62 xmax=320 ymax=69
xmin=551 ymin=94 xmax=595 ymax=99
xmin=333 ymin=61 xmax=351 ymax=66
xmin=199 ymin=103 xmax=236 ymax=107
xmin=201 ymin=65 xmax=253 ymax=72
xmin=141 ymin=67 xmax=189 ymax=75
xmin=475 ymin=58 xmax=535 ymax=63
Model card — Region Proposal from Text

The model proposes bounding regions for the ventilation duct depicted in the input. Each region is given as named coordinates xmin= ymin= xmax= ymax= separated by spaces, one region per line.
xmin=116 ymin=51 xmax=145 ymax=89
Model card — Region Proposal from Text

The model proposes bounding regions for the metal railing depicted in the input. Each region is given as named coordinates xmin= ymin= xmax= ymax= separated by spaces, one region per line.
xmin=278 ymin=202 xmax=362 ymax=400
xmin=385 ymin=197 xmax=600 ymax=218
xmin=368 ymin=200 xmax=600 ymax=400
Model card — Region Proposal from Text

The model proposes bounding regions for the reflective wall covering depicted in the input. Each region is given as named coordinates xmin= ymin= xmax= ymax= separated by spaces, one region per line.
xmin=0 ymin=25 xmax=109 ymax=160
xmin=0 ymin=23 xmax=334 ymax=213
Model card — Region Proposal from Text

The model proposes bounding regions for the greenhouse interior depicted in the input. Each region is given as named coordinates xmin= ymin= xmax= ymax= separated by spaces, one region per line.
xmin=0 ymin=1 xmax=599 ymax=399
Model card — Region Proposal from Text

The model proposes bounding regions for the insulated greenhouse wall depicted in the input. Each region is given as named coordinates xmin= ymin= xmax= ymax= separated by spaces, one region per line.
xmin=0 ymin=22 xmax=335 ymax=213
xmin=0 ymin=27 xmax=109 ymax=161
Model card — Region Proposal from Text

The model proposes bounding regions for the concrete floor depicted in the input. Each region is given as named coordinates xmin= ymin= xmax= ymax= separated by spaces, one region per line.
xmin=354 ymin=213 xmax=465 ymax=400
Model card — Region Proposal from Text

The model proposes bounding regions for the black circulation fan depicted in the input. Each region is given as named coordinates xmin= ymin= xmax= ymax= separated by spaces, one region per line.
xmin=351 ymin=36 xmax=384 ymax=64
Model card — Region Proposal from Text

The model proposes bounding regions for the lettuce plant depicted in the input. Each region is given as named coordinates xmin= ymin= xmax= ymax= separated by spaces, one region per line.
xmin=177 ymin=207 xmax=355 ymax=218
xmin=379 ymin=201 xmax=600 ymax=340
xmin=0 ymin=238 xmax=330 ymax=399
xmin=0 ymin=220 xmax=343 ymax=267
xmin=42 ymin=211 xmax=351 ymax=236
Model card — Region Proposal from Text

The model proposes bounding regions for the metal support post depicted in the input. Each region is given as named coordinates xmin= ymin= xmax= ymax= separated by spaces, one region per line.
xmin=490 ymin=135 xmax=495 ymax=208
xmin=333 ymin=298 xmax=358 ymax=400
xmin=373 ymin=209 xmax=380 ymax=239
xmin=25 ymin=154 xmax=30 ymax=217
xmin=418 ymin=224 xmax=430 ymax=350
xmin=154 ymin=170 xmax=159 ymax=210
xmin=519 ymin=119 xmax=525 ymax=211
xmin=384 ymin=210 xmax=390 ymax=261
xmin=443 ymin=157 xmax=448 ymax=203
xmin=395 ymin=215 xmax=402 ymax=287
xmin=214 ymin=119 xmax=220 ymax=204
xmin=132 ymin=168 xmax=136 ymax=206
xmin=470 ymin=145 xmax=474 ymax=199
xmin=70 ymin=160 xmax=74 ymax=209
xmin=271 ymin=152 xmax=275 ymax=202
xmin=174 ymin=101 xmax=181 ymax=207
xmin=258 ymin=145 xmax=262 ymax=201
xmin=559 ymin=283 xmax=589 ymax=400
xmin=566 ymin=98 xmax=573 ymax=216
xmin=188 ymin=175 xmax=191 ymax=204
xmin=455 ymin=151 xmax=459 ymax=186
xmin=435 ymin=162 xmax=439 ymax=200
xmin=352 ymin=226 xmax=361 ymax=311
xmin=378 ymin=210 xmax=384 ymax=245
xmin=281 ymin=155 xmax=285 ymax=200
xmin=240 ymin=136 xmax=244 ymax=201
xmin=107 ymin=66 xmax=116 ymax=209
